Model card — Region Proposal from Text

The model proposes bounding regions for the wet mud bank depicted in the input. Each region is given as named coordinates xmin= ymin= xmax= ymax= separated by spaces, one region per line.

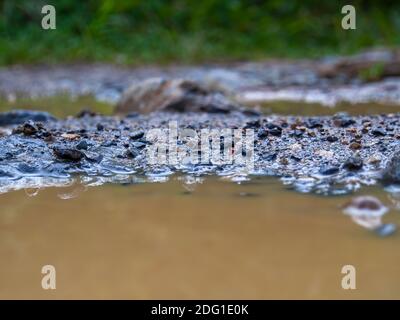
xmin=0 ymin=109 xmax=399 ymax=195
xmin=2 ymin=49 xmax=400 ymax=107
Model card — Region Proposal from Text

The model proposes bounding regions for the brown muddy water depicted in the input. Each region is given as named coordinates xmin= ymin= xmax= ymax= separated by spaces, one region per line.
xmin=0 ymin=177 xmax=400 ymax=299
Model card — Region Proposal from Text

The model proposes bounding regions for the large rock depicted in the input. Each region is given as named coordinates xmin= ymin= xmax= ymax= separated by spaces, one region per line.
xmin=115 ymin=78 xmax=241 ymax=114
xmin=0 ymin=110 xmax=56 ymax=126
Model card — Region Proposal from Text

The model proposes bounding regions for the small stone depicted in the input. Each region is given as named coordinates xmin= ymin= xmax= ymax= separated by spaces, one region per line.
xmin=263 ymin=153 xmax=277 ymax=161
xmin=53 ymin=147 xmax=84 ymax=161
xmin=76 ymin=140 xmax=89 ymax=150
xmin=268 ymin=126 xmax=282 ymax=137
xmin=83 ymin=151 xmax=103 ymax=163
xmin=244 ymin=120 xmax=261 ymax=129
xmin=127 ymin=147 xmax=140 ymax=158
xmin=61 ymin=133 xmax=80 ymax=140
xmin=257 ymin=128 xmax=268 ymax=138
xmin=319 ymin=165 xmax=339 ymax=175
xmin=343 ymin=155 xmax=363 ymax=171
xmin=13 ymin=120 xmax=39 ymax=136
xmin=307 ymin=118 xmax=323 ymax=129
xmin=96 ymin=123 xmax=104 ymax=131
xmin=129 ymin=130 xmax=145 ymax=140
xmin=132 ymin=141 xmax=147 ymax=149
xmin=292 ymin=129 xmax=303 ymax=137
xmin=374 ymin=223 xmax=397 ymax=237
xmin=371 ymin=128 xmax=386 ymax=136
xmin=383 ymin=151 xmax=400 ymax=183
xmin=327 ymin=135 xmax=338 ymax=142
xmin=333 ymin=113 xmax=356 ymax=127
xmin=40 ymin=131 xmax=53 ymax=142
xmin=289 ymin=143 xmax=302 ymax=151
xmin=280 ymin=157 xmax=289 ymax=165
xmin=367 ymin=155 xmax=381 ymax=165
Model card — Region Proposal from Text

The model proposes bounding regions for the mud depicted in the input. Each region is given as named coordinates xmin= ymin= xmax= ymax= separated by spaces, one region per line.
xmin=0 ymin=109 xmax=399 ymax=195
xmin=2 ymin=49 xmax=400 ymax=107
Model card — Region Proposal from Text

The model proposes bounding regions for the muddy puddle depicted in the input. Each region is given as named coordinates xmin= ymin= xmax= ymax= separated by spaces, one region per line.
xmin=1 ymin=95 xmax=400 ymax=299
xmin=0 ymin=177 xmax=400 ymax=299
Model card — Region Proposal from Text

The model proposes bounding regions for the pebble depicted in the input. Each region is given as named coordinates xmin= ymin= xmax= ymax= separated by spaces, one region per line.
xmin=76 ymin=140 xmax=89 ymax=150
xmin=383 ymin=151 xmax=400 ymax=183
xmin=374 ymin=223 xmax=397 ymax=237
xmin=53 ymin=147 xmax=84 ymax=161
xmin=131 ymin=141 xmax=147 ymax=149
xmin=327 ymin=135 xmax=339 ymax=142
xmin=129 ymin=130 xmax=145 ymax=140
xmin=343 ymin=155 xmax=363 ymax=171
xmin=371 ymin=128 xmax=386 ymax=136
xmin=349 ymin=142 xmax=362 ymax=150
xmin=319 ymin=165 xmax=340 ymax=175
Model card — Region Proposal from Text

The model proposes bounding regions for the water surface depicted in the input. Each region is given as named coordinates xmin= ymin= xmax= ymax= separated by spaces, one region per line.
xmin=0 ymin=177 xmax=399 ymax=299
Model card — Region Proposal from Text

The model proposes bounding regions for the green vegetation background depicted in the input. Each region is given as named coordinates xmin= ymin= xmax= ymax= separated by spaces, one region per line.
xmin=1 ymin=0 xmax=399 ymax=65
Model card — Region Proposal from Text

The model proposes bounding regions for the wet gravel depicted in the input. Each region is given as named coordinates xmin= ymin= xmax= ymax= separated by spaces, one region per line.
xmin=0 ymin=110 xmax=399 ymax=195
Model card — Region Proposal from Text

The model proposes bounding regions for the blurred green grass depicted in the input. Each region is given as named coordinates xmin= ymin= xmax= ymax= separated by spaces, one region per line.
xmin=1 ymin=0 xmax=399 ymax=65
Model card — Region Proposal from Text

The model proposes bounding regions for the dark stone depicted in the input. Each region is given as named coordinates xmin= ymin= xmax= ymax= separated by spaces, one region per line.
xmin=268 ymin=126 xmax=282 ymax=137
xmin=371 ymin=128 xmax=386 ymax=136
xmin=327 ymin=135 xmax=339 ymax=142
xmin=83 ymin=151 xmax=103 ymax=163
xmin=292 ymin=129 xmax=303 ymax=138
xmin=96 ymin=123 xmax=104 ymax=131
xmin=307 ymin=118 xmax=323 ymax=129
xmin=76 ymin=109 xmax=97 ymax=118
xmin=343 ymin=155 xmax=363 ymax=171
xmin=0 ymin=110 xmax=56 ymax=126
xmin=319 ymin=165 xmax=339 ymax=175
xmin=349 ymin=142 xmax=362 ymax=150
xmin=39 ymin=131 xmax=53 ymax=141
xmin=132 ymin=141 xmax=146 ymax=149
xmin=257 ymin=128 xmax=268 ymax=138
xmin=53 ymin=147 xmax=84 ymax=161
xmin=13 ymin=120 xmax=39 ymax=135
xmin=244 ymin=120 xmax=261 ymax=129
xmin=129 ymin=130 xmax=145 ymax=140
xmin=263 ymin=153 xmax=277 ymax=161
xmin=76 ymin=140 xmax=88 ymax=150
xmin=102 ymin=141 xmax=117 ymax=147
xmin=291 ymin=155 xmax=301 ymax=162
xmin=127 ymin=147 xmax=140 ymax=158
xmin=22 ymin=121 xmax=39 ymax=135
